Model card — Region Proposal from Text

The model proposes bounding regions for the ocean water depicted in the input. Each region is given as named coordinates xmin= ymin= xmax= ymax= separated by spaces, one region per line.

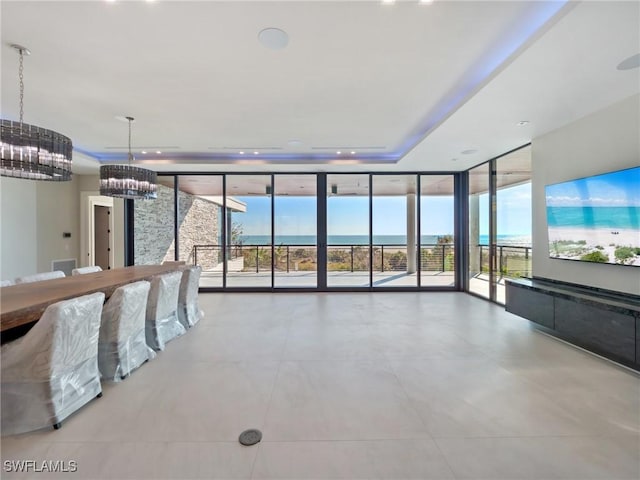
xmin=240 ymin=234 xmax=529 ymax=246
xmin=547 ymin=206 xmax=640 ymax=229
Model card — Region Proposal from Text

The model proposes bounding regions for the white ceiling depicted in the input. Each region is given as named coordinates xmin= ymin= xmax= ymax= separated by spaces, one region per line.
xmin=1 ymin=1 xmax=638 ymax=175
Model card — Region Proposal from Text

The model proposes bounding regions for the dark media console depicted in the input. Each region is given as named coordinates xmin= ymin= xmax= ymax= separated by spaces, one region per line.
xmin=505 ymin=277 xmax=640 ymax=370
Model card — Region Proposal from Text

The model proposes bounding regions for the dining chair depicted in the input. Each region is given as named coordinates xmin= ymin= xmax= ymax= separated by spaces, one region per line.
xmin=1 ymin=292 xmax=105 ymax=434
xmin=72 ymin=266 xmax=103 ymax=275
xmin=161 ymin=260 xmax=186 ymax=266
xmin=98 ymin=281 xmax=155 ymax=381
xmin=177 ymin=266 xmax=204 ymax=329
xmin=15 ymin=271 xmax=65 ymax=284
xmin=145 ymin=271 xmax=185 ymax=351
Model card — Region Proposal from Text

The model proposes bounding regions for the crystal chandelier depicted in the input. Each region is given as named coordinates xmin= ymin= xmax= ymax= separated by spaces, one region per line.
xmin=0 ymin=44 xmax=73 ymax=181
xmin=99 ymin=117 xmax=157 ymax=200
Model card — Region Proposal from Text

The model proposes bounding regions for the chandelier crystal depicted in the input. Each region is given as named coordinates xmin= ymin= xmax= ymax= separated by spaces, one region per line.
xmin=0 ymin=45 xmax=73 ymax=181
xmin=99 ymin=117 xmax=157 ymax=200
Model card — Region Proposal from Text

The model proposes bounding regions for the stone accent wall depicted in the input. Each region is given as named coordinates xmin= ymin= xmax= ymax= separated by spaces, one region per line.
xmin=134 ymin=185 xmax=175 ymax=265
xmin=176 ymin=191 xmax=220 ymax=269
xmin=134 ymin=184 xmax=220 ymax=268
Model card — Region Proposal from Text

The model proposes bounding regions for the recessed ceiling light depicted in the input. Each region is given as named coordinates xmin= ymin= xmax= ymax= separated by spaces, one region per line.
xmin=254 ymin=151 xmax=259 ymax=155
xmin=258 ymin=28 xmax=289 ymax=50
xmin=141 ymin=151 xmax=147 ymax=154
xmin=351 ymin=151 xmax=356 ymax=155
xmin=336 ymin=151 xmax=341 ymax=155
xmin=156 ymin=151 xmax=162 ymax=154
xmin=420 ymin=0 xmax=434 ymax=4
xmin=517 ymin=121 xmax=530 ymax=126
xmin=239 ymin=151 xmax=245 ymax=155
xmin=382 ymin=0 xmax=396 ymax=4
xmin=461 ymin=149 xmax=478 ymax=155
xmin=617 ymin=53 xmax=640 ymax=70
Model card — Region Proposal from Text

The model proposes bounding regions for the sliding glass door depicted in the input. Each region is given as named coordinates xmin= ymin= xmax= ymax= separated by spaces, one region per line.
xmin=274 ymin=175 xmax=317 ymax=288
xmin=468 ymin=163 xmax=491 ymax=299
xmin=326 ymin=174 xmax=370 ymax=288
xmin=495 ymin=149 xmax=532 ymax=303
xmin=466 ymin=145 xmax=532 ymax=303
xmin=421 ymin=175 xmax=456 ymax=287
xmin=176 ymin=175 xmax=224 ymax=288
xmin=223 ymin=175 xmax=273 ymax=288
xmin=372 ymin=175 xmax=418 ymax=288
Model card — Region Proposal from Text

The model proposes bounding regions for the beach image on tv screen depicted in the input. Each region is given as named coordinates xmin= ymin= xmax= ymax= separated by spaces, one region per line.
xmin=545 ymin=166 xmax=640 ymax=267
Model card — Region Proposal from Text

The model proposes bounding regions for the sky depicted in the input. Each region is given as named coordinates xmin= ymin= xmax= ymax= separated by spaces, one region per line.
xmin=232 ymin=182 xmax=532 ymax=237
xmin=545 ymin=166 xmax=640 ymax=208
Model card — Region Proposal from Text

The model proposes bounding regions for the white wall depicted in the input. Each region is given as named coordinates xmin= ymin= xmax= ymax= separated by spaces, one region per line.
xmin=36 ymin=177 xmax=80 ymax=273
xmin=0 ymin=173 xmax=126 ymax=282
xmin=0 ymin=177 xmax=37 ymax=280
xmin=532 ymin=93 xmax=640 ymax=294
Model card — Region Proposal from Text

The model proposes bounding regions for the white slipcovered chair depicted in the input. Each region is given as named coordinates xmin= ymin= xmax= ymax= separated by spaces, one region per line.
xmin=178 ymin=266 xmax=204 ymax=329
xmin=15 ymin=271 xmax=65 ymax=284
xmin=0 ymin=279 xmax=14 ymax=287
xmin=72 ymin=266 xmax=103 ymax=276
xmin=145 ymin=271 xmax=185 ymax=351
xmin=162 ymin=260 xmax=186 ymax=266
xmin=1 ymin=292 xmax=105 ymax=435
xmin=98 ymin=281 xmax=155 ymax=381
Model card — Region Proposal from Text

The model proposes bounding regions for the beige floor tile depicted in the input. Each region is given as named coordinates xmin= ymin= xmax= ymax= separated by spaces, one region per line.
xmin=251 ymin=439 xmax=454 ymax=479
xmin=2 ymin=292 xmax=638 ymax=479
xmin=436 ymin=435 xmax=640 ymax=479
xmin=264 ymin=360 xmax=430 ymax=441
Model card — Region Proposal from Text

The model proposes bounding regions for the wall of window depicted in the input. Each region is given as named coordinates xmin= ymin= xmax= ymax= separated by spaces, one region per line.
xmin=131 ymin=172 xmax=460 ymax=291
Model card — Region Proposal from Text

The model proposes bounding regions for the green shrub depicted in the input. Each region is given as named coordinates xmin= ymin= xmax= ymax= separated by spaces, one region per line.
xmin=580 ymin=251 xmax=608 ymax=263
xmin=614 ymin=246 xmax=636 ymax=265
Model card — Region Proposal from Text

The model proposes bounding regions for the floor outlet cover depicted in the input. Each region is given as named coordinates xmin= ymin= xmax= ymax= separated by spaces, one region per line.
xmin=239 ymin=429 xmax=262 ymax=446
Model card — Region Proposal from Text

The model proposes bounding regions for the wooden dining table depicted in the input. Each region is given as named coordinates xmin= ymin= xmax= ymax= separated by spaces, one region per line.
xmin=0 ymin=265 xmax=181 ymax=333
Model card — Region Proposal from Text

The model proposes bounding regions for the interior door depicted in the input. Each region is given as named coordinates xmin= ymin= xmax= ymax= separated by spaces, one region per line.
xmin=94 ymin=205 xmax=111 ymax=270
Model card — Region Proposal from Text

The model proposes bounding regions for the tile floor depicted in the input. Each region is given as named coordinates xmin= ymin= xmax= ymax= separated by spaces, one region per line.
xmin=1 ymin=292 xmax=638 ymax=479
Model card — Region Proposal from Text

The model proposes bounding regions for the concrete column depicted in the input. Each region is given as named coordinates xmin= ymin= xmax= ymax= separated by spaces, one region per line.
xmin=469 ymin=194 xmax=480 ymax=275
xmin=407 ymin=193 xmax=416 ymax=274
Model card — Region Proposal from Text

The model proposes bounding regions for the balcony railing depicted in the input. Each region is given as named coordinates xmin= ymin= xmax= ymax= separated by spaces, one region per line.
xmin=192 ymin=243 xmax=457 ymax=274
xmin=191 ymin=242 xmax=531 ymax=279
xmin=476 ymin=244 xmax=532 ymax=278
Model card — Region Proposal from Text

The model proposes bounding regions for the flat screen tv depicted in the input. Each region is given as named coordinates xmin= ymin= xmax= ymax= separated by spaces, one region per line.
xmin=546 ymin=166 xmax=640 ymax=267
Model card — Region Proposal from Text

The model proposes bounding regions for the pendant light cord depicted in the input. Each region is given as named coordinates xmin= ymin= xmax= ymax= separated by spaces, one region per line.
xmin=127 ymin=116 xmax=134 ymax=166
xmin=18 ymin=49 xmax=24 ymax=130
